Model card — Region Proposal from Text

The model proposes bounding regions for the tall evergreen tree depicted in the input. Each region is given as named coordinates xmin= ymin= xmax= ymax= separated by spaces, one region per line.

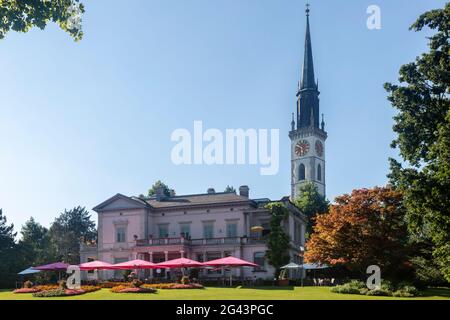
xmin=147 ymin=180 xmax=172 ymax=197
xmin=49 ymin=206 xmax=96 ymax=264
xmin=385 ymin=3 xmax=450 ymax=282
xmin=19 ymin=217 xmax=54 ymax=267
xmin=0 ymin=209 xmax=18 ymax=288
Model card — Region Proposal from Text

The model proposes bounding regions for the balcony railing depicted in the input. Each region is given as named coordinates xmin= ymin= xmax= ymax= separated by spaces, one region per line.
xmin=135 ymin=236 xmax=266 ymax=247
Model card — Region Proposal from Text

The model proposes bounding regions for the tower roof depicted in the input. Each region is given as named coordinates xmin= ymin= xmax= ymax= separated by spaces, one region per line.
xmin=300 ymin=4 xmax=316 ymax=90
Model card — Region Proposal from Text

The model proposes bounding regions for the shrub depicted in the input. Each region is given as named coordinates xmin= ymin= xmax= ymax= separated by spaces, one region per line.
xmin=380 ymin=280 xmax=394 ymax=292
xmin=58 ymin=280 xmax=67 ymax=289
xmin=141 ymin=283 xmax=204 ymax=290
xmin=23 ymin=280 xmax=33 ymax=288
xmin=330 ymin=280 xmax=365 ymax=295
xmin=365 ymin=288 xmax=391 ymax=296
xmin=180 ymin=276 xmax=190 ymax=284
xmin=392 ymin=283 xmax=418 ymax=297
xmin=131 ymin=279 xmax=143 ymax=288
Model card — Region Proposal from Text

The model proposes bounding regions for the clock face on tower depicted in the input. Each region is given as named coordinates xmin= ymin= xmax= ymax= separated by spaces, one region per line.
xmin=315 ymin=140 xmax=324 ymax=157
xmin=295 ymin=140 xmax=310 ymax=157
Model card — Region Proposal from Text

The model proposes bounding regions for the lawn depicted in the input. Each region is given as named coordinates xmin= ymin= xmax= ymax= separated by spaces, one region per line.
xmin=1 ymin=287 xmax=449 ymax=300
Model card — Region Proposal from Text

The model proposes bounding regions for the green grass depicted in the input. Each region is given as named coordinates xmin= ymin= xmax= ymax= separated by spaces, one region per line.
xmin=1 ymin=287 xmax=449 ymax=300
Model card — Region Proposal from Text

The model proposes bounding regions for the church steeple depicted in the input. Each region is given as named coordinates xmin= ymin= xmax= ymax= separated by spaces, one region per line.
xmin=300 ymin=4 xmax=316 ymax=91
xmin=296 ymin=3 xmax=320 ymax=130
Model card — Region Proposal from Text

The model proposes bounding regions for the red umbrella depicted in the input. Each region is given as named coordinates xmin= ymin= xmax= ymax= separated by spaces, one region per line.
xmin=156 ymin=258 xmax=204 ymax=269
xmin=203 ymin=256 xmax=258 ymax=268
xmin=203 ymin=256 xmax=258 ymax=286
xmin=34 ymin=262 xmax=70 ymax=271
xmin=110 ymin=259 xmax=156 ymax=270
xmin=79 ymin=260 xmax=114 ymax=271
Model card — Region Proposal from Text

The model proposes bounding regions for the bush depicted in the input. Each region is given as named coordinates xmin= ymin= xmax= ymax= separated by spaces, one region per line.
xmin=366 ymin=289 xmax=391 ymax=296
xmin=132 ymin=279 xmax=143 ymax=288
xmin=23 ymin=280 xmax=33 ymax=288
xmin=58 ymin=280 xmax=67 ymax=289
xmin=330 ymin=280 xmax=365 ymax=295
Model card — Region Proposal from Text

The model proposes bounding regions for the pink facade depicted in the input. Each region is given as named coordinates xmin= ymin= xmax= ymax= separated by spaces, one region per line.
xmin=80 ymin=187 xmax=306 ymax=281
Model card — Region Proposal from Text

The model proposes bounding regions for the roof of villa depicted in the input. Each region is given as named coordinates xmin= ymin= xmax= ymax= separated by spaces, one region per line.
xmin=144 ymin=192 xmax=253 ymax=209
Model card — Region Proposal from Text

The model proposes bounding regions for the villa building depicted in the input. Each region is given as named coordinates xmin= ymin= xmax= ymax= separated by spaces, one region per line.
xmin=80 ymin=6 xmax=326 ymax=281
xmin=80 ymin=186 xmax=306 ymax=280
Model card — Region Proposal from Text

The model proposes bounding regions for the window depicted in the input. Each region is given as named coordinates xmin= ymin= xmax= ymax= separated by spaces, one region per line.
xmin=116 ymin=227 xmax=126 ymax=243
xmin=203 ymin=223 xmax=214 ymax=239
xmin=226 ymin=222 xmax=237 ymax=238
xmin=254 ymin=252 xmax=266 ymax=271
xmin=299 ymin=163 xmax=306 ymax=180
xmin=317 ymin=164 xmax=322 ymax=181
xmin=180 ymin=223 xmax=190 ymax=238
xmin=158 ymin=224 xmax=169 ymax=238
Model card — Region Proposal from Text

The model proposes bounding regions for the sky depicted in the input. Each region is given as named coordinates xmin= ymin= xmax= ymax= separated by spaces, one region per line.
xmin=0 ymin=0 xmax=446 ymax=234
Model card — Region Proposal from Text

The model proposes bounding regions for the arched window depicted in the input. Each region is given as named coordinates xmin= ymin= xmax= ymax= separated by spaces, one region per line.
xmin=299 ymin=163 xmax=306 ymax=181
xmin=317 ymin=164 xmax=322 ymax=181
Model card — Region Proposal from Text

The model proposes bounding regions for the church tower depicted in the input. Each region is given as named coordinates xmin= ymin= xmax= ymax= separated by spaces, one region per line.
xmin=290 ymin=4 xmax=327 ymax=199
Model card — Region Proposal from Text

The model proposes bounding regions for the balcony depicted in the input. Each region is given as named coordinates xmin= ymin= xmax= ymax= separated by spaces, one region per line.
xmin=135 ymin=236 xmax=266 ymax=247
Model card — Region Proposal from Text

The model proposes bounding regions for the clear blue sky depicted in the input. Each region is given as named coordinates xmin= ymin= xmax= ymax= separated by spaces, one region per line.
xmin=0 ymin=0 xmax=445 ymax=233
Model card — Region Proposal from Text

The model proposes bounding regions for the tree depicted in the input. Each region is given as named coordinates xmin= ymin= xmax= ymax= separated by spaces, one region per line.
xmin=294 ymin=182 xmax=329 ymax=236
xmin=265 ymin=203 xmax=291 ymax=279
xmin=49 ymin=206 xmax=96 ymax=264
xmin=0 ymin=0 xmax=84 ymax=41
xmin=147 ymin=180 xmax=172 ymax=197
xmin=224 ymin=185 xmax=236 ymax=193
xmin=0 ymin=209 xmax=19 ymax=288
xmin=385 ymin=3 xmax=450 ymax=282
xmin=19 ymin=217 xmax=54 ymax=267
xmin=305 ymin=187 xmax=412 ymax=281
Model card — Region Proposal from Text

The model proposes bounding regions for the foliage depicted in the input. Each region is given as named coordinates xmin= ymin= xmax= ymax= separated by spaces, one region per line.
xmin=80 ymin=285 xmax=101 ymax=293
xmin=142 ymin=283 xmax=204 ymax=290
xmin=0 ymin=209 xmax=22 ymax=288
xmin=305 ymin=187 xmax=412 ymax=280
xmin=49 ymin=206 xmax=96 ymax=264
xmin=385 ymin=3 xmax=450 ymax=282
xmin=294 ymin=182 xmax=329 ymax=235
xmin=147 ymin=180 xmax=172 ymax=197
xmin=224 ymin=185 xmax=236 ymax=193
xmin=131 ymin=279 xmax=143 ymax=288
xmin=331 ymin=280 xmax=419 ymax=297
xmin=330 ymin=280 xmax=365 ymax=295
xmin=265 ymin=203 xmax=291 ymax=279
xmin=0 ymin=0 xmax=84 ymax=41
xmin=180 ymin=275 xmax=190 ymax=284
xmin=115 ymin=287 xmax=157 ymax=293
xmin=32 ymin=288 xmax=85 ymax=297
xmin=23 ymin=280 xmax=33 ymax=288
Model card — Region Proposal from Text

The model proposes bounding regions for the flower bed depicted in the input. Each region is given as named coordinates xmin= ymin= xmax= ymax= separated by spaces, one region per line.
xmin=34 ymin=285 xmax=59 ymax=291
xmin=330 ymin=280 xmax=419 ymax=297
xmin=81 ymin=285 xmax=102 ymax=293
xmin=116 ymin=287 xmax=157 ymax=294
xmin=32 ymin=288 xmax=86 ymax=297
xmin=101 ymin=281 xmax=131 ymax=288
xmin=13 ymin=288 xmax=41 ymax=294
xmin=142 ymin=283 xmax=204 ymax=290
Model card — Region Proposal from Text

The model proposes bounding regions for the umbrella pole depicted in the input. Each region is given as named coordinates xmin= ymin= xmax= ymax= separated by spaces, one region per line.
xmin=301 ymin=266 xmax=304 ymax=287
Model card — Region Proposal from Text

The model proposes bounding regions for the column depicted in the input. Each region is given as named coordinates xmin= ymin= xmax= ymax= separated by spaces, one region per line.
xmin=180 ymin=250 xmax=185 ymax=258
xmin=148 ymin=252 xmax=154 ymax=279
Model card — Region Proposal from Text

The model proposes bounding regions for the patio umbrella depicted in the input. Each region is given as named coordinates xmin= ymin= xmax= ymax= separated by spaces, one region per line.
xmin=203 ymin=256 xmax=258 ymax=286
xmin=110 ymin=259 xmax=156 ymax=270
xmin=155 ymin=258 xmax=204 ymax=269
xmin=302 ymin=263 xmax=329 ymax=270
xmin=78 ymin=260 xmax=114 ymax=271
xmin=156 ymin=258 xmax=204 ymax=278
xmin=280 ymin=262 xmax=304 ymax=286
xmin=33 ymin=262 xmax=70 ymax=271
xmin=18 ymin=267 xmax=41 ymax=275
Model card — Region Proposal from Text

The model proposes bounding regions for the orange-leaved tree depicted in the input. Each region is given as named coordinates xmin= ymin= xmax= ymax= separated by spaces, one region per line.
xmin=304 ymin=186 xmax=412 ymax=279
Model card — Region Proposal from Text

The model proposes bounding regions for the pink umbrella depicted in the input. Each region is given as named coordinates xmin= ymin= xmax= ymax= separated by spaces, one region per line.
xmin=78 ymin=260 xmax=114 ymax=271
xmin=110 ymin=259 xmax=156 ymax=270
xmin=203 ymin=256 xmax=258 ymax=286
xmin=34 ymin=262 xmax=70 ymax=271
xmin=156 ymin=258 xmax=204 ymax=269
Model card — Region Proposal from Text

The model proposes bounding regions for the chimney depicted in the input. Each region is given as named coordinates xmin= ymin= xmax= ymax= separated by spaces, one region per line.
xmin=155 ymin=186 xmax=165 ymax=201
xmin=207 ymin=188 xmax=215 ymax=194
xmin=239 ymin=185 xmax=249 ymax=198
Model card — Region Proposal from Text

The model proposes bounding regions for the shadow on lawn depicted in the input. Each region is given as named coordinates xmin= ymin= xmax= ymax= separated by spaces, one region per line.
xmin=420 ymin=287 xmax=450 ymax=298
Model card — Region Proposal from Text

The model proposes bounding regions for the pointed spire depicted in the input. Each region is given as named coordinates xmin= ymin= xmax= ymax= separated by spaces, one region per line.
xmin=291 ymin=113 xmax=296 ymax=131
xmin=300 ymin=3 xmax=316 ymax=90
